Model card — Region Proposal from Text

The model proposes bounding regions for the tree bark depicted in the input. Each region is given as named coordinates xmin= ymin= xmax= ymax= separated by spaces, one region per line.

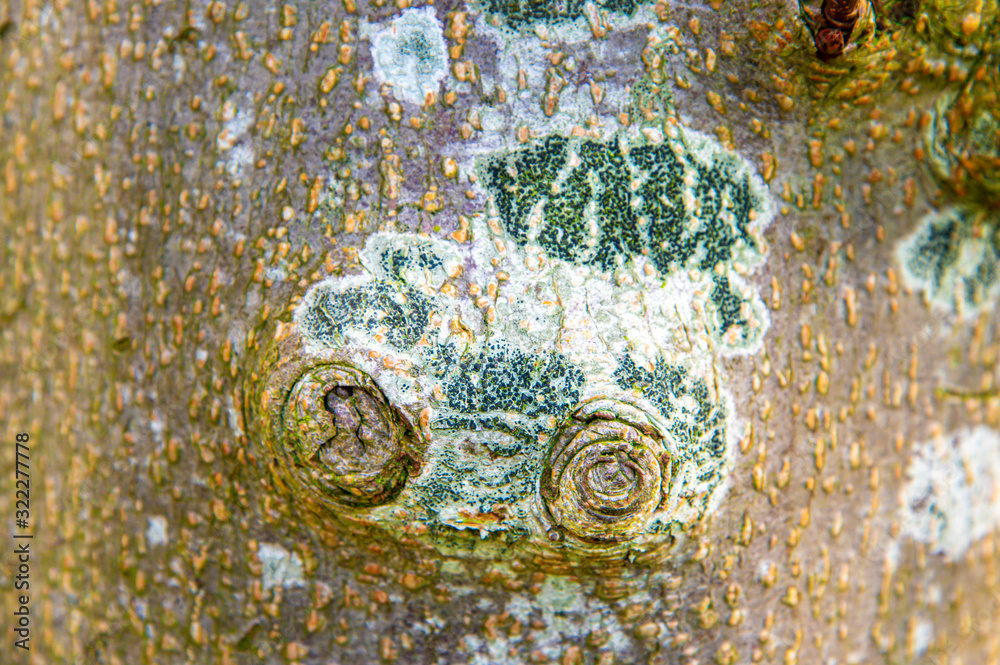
xmin=1 ymin=0 xmax=998 ymax=663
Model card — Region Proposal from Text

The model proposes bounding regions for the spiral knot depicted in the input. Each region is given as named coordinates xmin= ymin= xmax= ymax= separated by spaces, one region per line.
xmin=540 ymin=400 xmax=671 ymax=542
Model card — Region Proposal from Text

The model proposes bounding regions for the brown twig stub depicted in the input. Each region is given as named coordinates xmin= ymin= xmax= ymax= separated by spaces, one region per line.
xmin=823 ymin=0 xmax=862 ymax=30
xmin=800 ymin=0 xmax=882 ymax=60
xmin=816 ymin=27 xmax=848 ymax=58
xmin=540 ymin=400 xmax=672 ymax=543
xmin=282 ymin=364 xmax=423 ymax=507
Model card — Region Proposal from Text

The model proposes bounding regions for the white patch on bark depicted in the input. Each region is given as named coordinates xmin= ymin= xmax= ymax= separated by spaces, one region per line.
xmin=912 ymin=619 xmax=934 ymax=656
xmin=257 ymin=543 xmax=306 ymax=590
xmin=896 ymin=206 xmax=1000 ymax=318
xmin=146 ymin=516 xmax=168 ymax=547
xmin=900 ymin=426 xmax=1000 ymax=560
xmin=215 ymin=99 xmax=255 ymax=177
xmin=368 ymin=7 xmax=449 ymax=106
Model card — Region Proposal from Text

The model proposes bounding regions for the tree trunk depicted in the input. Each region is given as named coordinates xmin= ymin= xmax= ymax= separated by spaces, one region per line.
xmin=2 ymin=0 xmax=998 ymax=662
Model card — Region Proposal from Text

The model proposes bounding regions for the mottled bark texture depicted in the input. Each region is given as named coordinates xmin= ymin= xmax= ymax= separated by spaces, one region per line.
xmin=1 ymin=0 xmax=999 ymax=663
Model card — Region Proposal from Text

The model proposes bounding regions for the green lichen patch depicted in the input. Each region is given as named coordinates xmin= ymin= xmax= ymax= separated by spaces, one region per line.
xmin=428 ymin=340 xmax=586 ymax=420
xmin=414 ymin=438 xmax=545 ymax=520
xmin=480 ymin=131 xmax=772 ymax=350
xmin=485 ymin=135 xmax=570 ymax=243
xmin=410 ymin=342 xmax=586 ymax=521
xmin=613 ymin=354 xmax=730 ymax=505
xmin=296 ymin=278 xmax=435 ymax=351
xmin=360 ymin=233 xmax=462 ymax=291
xmin=897 ymin=206 xmax=1000 ymax=318
xmin=710 ymin=274 xmax=759 ymax=345
xmin=480 ymin=0 xmax=645 ymax=28
xmin=380 ymin=246 xmax=443 ymax=280
xmin=285 ymin=219 xmax=746 ymax=547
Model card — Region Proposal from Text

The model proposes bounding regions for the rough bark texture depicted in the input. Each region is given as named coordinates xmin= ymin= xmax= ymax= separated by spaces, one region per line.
xmin=1 ymin=0 xmax=999 ymax=663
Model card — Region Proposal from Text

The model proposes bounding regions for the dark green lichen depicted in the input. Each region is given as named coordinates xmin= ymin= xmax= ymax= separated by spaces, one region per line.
xmin=411 ymin=342 xmax=586 ymax=517
xmin=481 ymin=0 xmax=643 ymax=28
xmin=298 ymin=279 xmax=434 ymax=350
xmin=711 ymin=275 xmax=752 ymax=340
xmin=481 ymin=134 xmax=767 ymax=344
xmin=396 ymin=31 xmax=442 ymax=78
xmin=578 ymin=137 xmax=645 ymax=271
xmin=369 ymin=8 xmax=449 ymax=105
xmin=898 ymin=206 xmax=1000 ymax=316
xmin=427 ymin=340 xmax=585 ymax=420
xmin=614 ymin=354 xmax=728 ymax=472
xmin=415 ymin=445 xmax=545 ymax=514
xmin=378 ymin=244 xmax=445 ymax=282
xmin=484 ymin=135 xmax=569 ymax=242
xmin=537 ymin=166 xmax=594 ymax=264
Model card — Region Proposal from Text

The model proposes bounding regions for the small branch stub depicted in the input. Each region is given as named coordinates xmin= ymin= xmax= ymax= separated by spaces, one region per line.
xmin=540 ymin=400 xmax=672 ymax=543
xmin=283 ymin=364 xmax=421 ymax=506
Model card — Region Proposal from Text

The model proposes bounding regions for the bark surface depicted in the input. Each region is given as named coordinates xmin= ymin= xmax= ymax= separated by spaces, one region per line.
xmin=1 ymin=0 xmax=998 ymax=663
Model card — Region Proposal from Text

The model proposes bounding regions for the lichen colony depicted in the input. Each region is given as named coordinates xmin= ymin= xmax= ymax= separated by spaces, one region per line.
xmin=3 ymin=0 xmax=1000 ymax=662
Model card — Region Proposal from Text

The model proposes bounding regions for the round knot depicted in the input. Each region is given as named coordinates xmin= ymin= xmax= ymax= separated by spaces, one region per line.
xmin=815 ymin=27 xmax=846 ymax=58
xmin=540 ymin=400 xmax=671 ymax=543
xmin=283 ymin=365 xmax=420 ymax=506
